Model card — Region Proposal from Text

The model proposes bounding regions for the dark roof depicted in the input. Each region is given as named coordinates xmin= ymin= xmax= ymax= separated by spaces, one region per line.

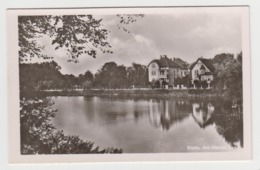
xmin=190 ymin=58 xmax=215 ymax=72
xmin=173 ymin=58 xmax=189 ymax=68
xmin=188 ymin=62 xmax=196 ymax=69
xmin=148 ymin=56 xmax=181 ymax=68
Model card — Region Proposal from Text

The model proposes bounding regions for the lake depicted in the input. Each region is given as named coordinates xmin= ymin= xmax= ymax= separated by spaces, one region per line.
xmin=51 ymin=96 xmax=243 ymax=153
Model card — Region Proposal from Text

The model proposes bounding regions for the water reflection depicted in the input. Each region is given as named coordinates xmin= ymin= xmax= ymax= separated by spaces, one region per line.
xmin=192 ymin=102 xmax=215 ymax=128
xmin=149 ymin=99 xmax=191 ymax=130
xmin=52 ymin=96 xmax=243 ymax=152
xmin=191 ymin=100 xmax=243 ymax=148
xmin=144 ymin=99 xmax=243 ymax=148
xmin=213 ymin=108 xmax=243 ymax=148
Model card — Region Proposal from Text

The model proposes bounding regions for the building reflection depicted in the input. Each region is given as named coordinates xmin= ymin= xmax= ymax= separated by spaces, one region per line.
xmin=149 ymin=99 xmax=191 ymax=130
xmin=191 ymin=102 xmax=215 ymax=128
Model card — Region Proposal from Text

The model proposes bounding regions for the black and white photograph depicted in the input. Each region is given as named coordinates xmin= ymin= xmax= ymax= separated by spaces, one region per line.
xmin=7 ymin=6 xmax=251 ymax=163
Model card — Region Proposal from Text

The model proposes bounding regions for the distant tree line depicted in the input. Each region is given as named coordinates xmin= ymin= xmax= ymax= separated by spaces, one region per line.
xmin=20 ymin=60 xmax=149 ymax=93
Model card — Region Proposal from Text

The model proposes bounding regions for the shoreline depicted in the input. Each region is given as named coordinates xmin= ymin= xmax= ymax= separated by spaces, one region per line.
xmin=27 ymin=89 xmax=226 ymax=99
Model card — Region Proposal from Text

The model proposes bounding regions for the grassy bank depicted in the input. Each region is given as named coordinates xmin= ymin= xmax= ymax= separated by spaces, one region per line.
xmin=36 ymin=88 xmax=225 ymax=99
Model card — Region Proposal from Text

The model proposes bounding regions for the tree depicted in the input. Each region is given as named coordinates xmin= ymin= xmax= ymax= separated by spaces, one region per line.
xmin=84 ymin=70 xmax=94 ymax=82
xmin=19 ymin=15 xmax=112 ymax=63
xmin=20 ymin=61 xmax=66 ymax=93
xmin=78 ymin=70 xmax=94 ymax=88
xmin=211 ymin=53 xmax=234 ymax=66
xmin=19 ymin=15 xmax=144 ymax=63
xmin=127 ymin=63 xmax=148 ymax=88
xmin=93 ymin=62 xmax=128 ymax=89
xmin=182 ymin=75 xmax=192 ymax=88
xmin=18 ymin=15 xmax=111 ymax=62
xmin=212 ymin=52 xmax=243 ymax=100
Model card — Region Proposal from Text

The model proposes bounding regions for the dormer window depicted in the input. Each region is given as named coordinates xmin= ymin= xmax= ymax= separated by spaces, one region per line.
xmin=152 ymin=63 xmax=156 ymax=68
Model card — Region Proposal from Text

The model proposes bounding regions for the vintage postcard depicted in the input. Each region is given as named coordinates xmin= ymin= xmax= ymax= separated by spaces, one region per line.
xmin=7 ymin=6 xmax=251 ymax=163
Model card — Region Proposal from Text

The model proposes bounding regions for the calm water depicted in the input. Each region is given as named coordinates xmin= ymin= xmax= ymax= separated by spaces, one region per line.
xmin=51 ymin=96 xmax=243 ymax=153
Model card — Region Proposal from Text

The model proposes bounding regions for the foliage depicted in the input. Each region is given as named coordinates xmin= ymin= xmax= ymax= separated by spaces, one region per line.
xmin=20 ymin=61 xmax=97 ymax=94
xmin=93 ymin=62 xmax=148 ymax=89
xmin=174 ymin=77 xmax=182 ymax=86
xmin=20 ymin=97 xmax=123 ymax=154
xmin=212 ymin=52 xmax=243 ymax=100
xmin=20 ymin=61 xmax=150 ymax=93
xmin=193 ymin=80 xmax=201 ymax=89
xmin=211 ymin=53 xmax=234 ymax=66
xmin=116 ymin=14 xmax=144 ymax=33
xmin=201 ymin=80 xmax=208 ymax=89
xmin=20 ymin=61 xmax=65 ymax=93
xmin=93 ymin=62 xmax=127 ymax=88
xmin=127 ymin=63 xmax=148 ymax=88
xmin=173 ymin=75 xmax=191 ymax=88
xmin=19 ymin=15 xmax=112 ymax=63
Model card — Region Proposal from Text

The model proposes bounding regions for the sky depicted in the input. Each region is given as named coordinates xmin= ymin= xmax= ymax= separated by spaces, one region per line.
xmin=36 ymin=12 xmax=242 ymax=76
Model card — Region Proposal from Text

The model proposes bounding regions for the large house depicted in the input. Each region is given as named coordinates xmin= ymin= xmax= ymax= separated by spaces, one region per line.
xmin=148 ymin=55 xmax=189 ymax=87
xmin=189 ymin=58 xmax=215 ymax=88
xmin=148 ymin=56 xmax=215 ymax=89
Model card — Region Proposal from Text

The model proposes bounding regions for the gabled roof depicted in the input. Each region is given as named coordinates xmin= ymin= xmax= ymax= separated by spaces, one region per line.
xmin=148 ymin=56 xmax=181 ymax=68
xmin=190 ymin=58 xmax=215 ymax=72
xmin=173 ymin=58 xmax=189 ymax=68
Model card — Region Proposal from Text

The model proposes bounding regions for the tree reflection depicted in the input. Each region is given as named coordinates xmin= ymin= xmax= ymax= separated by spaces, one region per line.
xmin=212 ymin=107 xmax=243 ymax=148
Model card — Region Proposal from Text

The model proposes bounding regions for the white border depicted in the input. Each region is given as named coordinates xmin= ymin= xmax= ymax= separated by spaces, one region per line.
xmin=7 ymin=6 xmax=251 ymax=164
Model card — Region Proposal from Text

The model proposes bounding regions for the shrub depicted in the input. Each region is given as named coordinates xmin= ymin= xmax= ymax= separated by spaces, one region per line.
xmin=201 ymin=80 xmax=208 ymax=89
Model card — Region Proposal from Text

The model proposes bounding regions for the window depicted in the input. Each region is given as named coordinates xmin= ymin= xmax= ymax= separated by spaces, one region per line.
xmin=195 ymin=70 xmax=198 ymax=75
xmin=152 ymin=63 xmax=156 ymax=68
xmin=160 ymin=71 xmax=164 ymax=75
xmin=151 ymin=71 xmax=156 ymax=75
